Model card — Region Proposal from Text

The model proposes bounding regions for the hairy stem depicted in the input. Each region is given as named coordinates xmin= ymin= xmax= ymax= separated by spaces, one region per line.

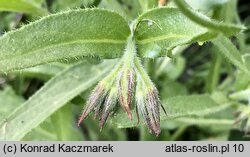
xmin=134 ymin=57 xmax=153 ymax=88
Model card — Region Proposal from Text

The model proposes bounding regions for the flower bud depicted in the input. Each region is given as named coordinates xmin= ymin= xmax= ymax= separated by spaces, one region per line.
xmin=77 ymin=36 xmax=163 ymax=136
xmin=118 ymin=69 xmax=135 ymax=120
xmin=136 ymin=77 xmax=161 ymax=136
xmin=77 ymin=82 xmax=107 ymax=127
xmin=77 ymin=62 xmax=122 ymax=127
xmin=100 ymin=86 xmax=119 ymax=128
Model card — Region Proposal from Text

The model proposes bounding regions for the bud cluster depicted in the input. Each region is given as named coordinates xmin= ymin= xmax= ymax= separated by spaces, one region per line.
xmin=78 ymin=36 xmax=162 ymax=136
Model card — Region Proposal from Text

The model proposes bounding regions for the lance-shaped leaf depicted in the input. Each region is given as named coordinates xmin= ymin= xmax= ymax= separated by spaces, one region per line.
xmin=0 ymin=87 xmax=24 ymax=124
xmin=243 ymin=54 xmax=250 ymax=71
xmin=0 ymin=0 xmax=47 ymax=16
xmin=15 ymin=63 xmax=66 ymax=80
xmin=174 ymin=0 xmax=244 ymax=35
xmin=0 ymin=9 xmax=130 ymax=73
xmin=212 ymin=36 xmax=250 ymax=77
xmin=110 ymin=94 xmax=232 ymax=128
xmin=135 ymin=7 xmax=208 ymax=58
xmin=185 ymin=0 xmax=229 ymax=11
xmin=0 ymin=60 xmax=115 ymax=140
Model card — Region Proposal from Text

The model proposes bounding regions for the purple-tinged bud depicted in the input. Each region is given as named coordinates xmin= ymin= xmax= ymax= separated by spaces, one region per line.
xmin=77 ymin=82 xmax=107 ymax=127
xmin=146 ymin=88 xmax=161 ymax=136
xmin=135 ymin=78 xmax=161 ymax=136
xmin=118 ymin=69 xmax=135 ymax=120
xmin=100 ymin=86 xmax=118 ymax=129
xmin=77 ymin=61 xmax=123 ymax=127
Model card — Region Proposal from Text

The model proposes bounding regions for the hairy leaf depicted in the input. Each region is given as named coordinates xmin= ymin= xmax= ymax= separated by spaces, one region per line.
xmin=50 ymin=104 xmax=84 ymax=140
xmin=0 ymin=60 xmax=115 ymax=140
xmin=0 ymin=9 xmax=130 ymax=72
xmin=135 ymin=7 xmax=208 ymax=58
xmin=111 ymin=94 xmax=232 ymax=128
xmin=23 ymin=105 xmax=84 ymax=141
xmin=174 ymin=0 xmax=244 ymax=35
xmin=175 ymin=118 xmax=233 ymax=127
xmin=0 ymin=87 xmax=24 ymax=124
xmin=162 ymin=95 xmax=231 ymax=118
xmin=243 ymin=54 xmax=250 ymax=71
xmin=16 ymin=63 xmax=66 ymax=80
xmin=230 ymin=89 xmax=250 ymax=101
xmin=212 ymin=36 xmax=250 ymax=76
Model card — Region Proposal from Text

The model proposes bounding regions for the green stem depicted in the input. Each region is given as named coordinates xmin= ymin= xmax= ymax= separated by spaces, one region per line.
xmin=102 ymin=35 xmax=137 ymax=86
xmin=205 ymin=49 xmax=222 ymax=93
xmin=122 ymin=35 xmax=136 ymax=68
xmin=156 ymin=45 xmax=187 ymax=76
xmin=13 ymin=76 xmax=24 ymax=95
xmin=101 ymin=60 xmax=123 ymax=85
xmin=174 ymin=0 xmax=244 ymax=36
xmin=134 ymin=57 xmax=153 ymax=88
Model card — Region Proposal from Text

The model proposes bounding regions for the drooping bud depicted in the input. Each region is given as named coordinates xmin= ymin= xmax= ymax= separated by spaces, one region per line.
xmin=134 ymin=57 xmax=161 ymax=136
xmin=77 ymin=34 xmax=163 ymax=136
xmin=118 ymin=69 xmax=135 ymax=120
xmin=78 ymin=62 xmax=122 ymax=127
xmin=77 ymin=82 xmax=107 ymax=127
xmin=100 ymin=86 xmax=119 ymax=129
xmin=136 ymin=80 xmax=153 ymax=134
xmin=146 ymin=88 xmax=161 ymax=136
xmin=117 ymin=34 xmax=137 ymax=120
xmin=135 ymin=76 xmax=161 ymax=136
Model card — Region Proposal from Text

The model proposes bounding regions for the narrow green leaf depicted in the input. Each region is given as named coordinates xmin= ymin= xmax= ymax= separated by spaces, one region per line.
xmin=205 ymin=48 xmax=222 ymax=93
xmin=162 ymin=95 xmax=231 ymax=118
xmin=135 ymin=7 xmax=208 ymax=58
xmin=234 ymin=71 xmax=250 ymax=90
xmin=186 ymin=0 xmax=229 ymax=11
xmin=0 ymin=9 xmax=130 ymax=73
xmin=0 ymin=60 xmax=115 ymax=140
xmin=0 ymin=87 xmax=24 ymax=124
xmin=212 ymin=36 xmax=250 ymax=76
xmin=100 ymin=0 xmax=142 ymax=20
xmin=174 ymin=0 xmax=245 ymax=35
xmin=50 ymin=104 xmax=84 ymax=141
xmin=0 ymin=0 xmax=47 ymax=16
xmin=23 ymin=129 xmax=57 ymax=140
xmin=16 ymin=63 xmax=66 ymax=80
xmin=23 ymin=105 xmax=85 ymax=141
xmin=22 ymin=120 xmax=58 ymax=140
xmin=111 ymin=94 xmax=232 ymax=128
xmin=230 ymin=89 xmax=250 ymax=101
xmin=175 ymin=118 xmax=233 ymax=127
xmin=243 ymin=54 xmax=250 ymax=71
